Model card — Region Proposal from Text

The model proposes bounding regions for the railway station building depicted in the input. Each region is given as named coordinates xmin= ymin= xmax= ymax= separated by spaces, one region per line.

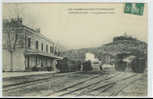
xmin=3 ymin=18 xmax=63 ymax=72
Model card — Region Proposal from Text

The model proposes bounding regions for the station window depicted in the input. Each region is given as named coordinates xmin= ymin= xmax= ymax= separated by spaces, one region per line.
xmin=46 ymin=45 xmax=48 ymax=52
xmin=36 ymin=41 xmax=39 ymax=49
xmin=41 ymin=43 xmax=43 ymax=51
xmin=50 ymin=46 xmax=53 ymax=53
xmin=28 ymin=38 xmax=31 ymax=48
xmin=50 ymin=46 xmax=51 ymax=53
xmin=36 ymin=56 xmax=37 ymax=65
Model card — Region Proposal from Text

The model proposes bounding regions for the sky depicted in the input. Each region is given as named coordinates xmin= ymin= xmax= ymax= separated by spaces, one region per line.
xmin=3 ymin=3 xmax=148 ymax=49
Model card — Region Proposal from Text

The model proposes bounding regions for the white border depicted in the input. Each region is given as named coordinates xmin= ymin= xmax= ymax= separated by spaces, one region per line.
xmin=0 ymin=0 xmax=2 ymax=98
xmin=2 ymin=0 xmax=149 ymax=3
xmin=148 ymin=0 xmax=153 ymax=97
xmin=0 ymin=0 xmax=152 ymax=98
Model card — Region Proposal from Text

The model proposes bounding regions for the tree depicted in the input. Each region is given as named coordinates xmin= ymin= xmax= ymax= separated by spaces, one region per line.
xmin=5 ymin=3 xmax=24 ymax=19
xmin=3 ymin=4 xmax=24 ymax=71
xmin=5 ymin=21 xmax=19 ymax=71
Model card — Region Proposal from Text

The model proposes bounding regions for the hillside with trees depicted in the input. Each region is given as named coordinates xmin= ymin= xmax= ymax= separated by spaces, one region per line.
xmin=62 ymin=35 xmax=147 ymax=62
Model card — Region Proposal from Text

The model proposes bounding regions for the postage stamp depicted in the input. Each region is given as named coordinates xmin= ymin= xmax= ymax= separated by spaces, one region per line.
xmin=124 ymin=3 xmax=144 ymax=16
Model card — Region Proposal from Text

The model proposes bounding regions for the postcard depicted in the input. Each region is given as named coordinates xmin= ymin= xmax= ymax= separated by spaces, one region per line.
xmin=1 ymin=1 xmax=150 ymax=97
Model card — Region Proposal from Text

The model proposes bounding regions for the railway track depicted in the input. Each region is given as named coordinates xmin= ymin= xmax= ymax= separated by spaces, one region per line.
xmin=3 ymin=71 xmax=140 ymax=96
xmin=48 ymin=72 xmax=138 ymax=96
xmin=3 ymin=71 xmax=104 ymax=94
xmin=47 ymin=72 xmax=121 ymax=96
xmin=85 ymin=73 xmax=138 ymax=96
xmin=110 ymin=74 xmax=141 ymax=96
xmin=3 ymin=72 xmax=83 ymax=92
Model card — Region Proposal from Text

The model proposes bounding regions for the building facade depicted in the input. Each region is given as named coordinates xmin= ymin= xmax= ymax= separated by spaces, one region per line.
xmin=3 ymin=18 xmax=63 ymax=72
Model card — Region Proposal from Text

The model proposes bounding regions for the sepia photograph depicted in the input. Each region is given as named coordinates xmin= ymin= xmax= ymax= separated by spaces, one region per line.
xmin=2 ymin=2 xmax=148 ymax=97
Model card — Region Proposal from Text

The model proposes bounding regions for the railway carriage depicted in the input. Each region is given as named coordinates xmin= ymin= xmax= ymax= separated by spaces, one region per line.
xmin=130 ymin=57 xmax=146 ymax=73
xmin=114 ymin=52 xmax=147 ymax=73
xmin=56 ymin=57 xmax=81 ymax=73
xmin=114 ymin=53 xmax=130 ymax=71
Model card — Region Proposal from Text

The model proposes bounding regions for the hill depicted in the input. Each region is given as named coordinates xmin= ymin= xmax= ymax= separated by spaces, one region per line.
xmin=62 ymin=35 xmax=147 ymax=62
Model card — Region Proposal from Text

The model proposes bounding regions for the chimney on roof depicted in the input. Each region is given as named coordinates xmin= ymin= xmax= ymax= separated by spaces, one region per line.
xmin=10 ymin=17 xmax=23 ymax=25
xmin=17 ymin=17 xmax=23 ymax=24
xmin=36 ymin=28 xmax=40 ymax=33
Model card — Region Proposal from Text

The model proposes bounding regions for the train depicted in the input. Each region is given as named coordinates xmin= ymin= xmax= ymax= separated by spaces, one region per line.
xmin=56 ymin=57 xmax=81 ymax=73
xmin=57 ymin=51 xmax=147 ymax=73
xmin=114 ymin=52 xmax=147 ymax=73
xmin=56 ymin=57 xmax=95 ymax=73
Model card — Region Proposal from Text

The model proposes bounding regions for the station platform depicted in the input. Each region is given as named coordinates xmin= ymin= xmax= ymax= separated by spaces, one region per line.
xmin=3 ymin=71 xmax=57 ymax=79
xmin=2 ymin=71 xmax=80 ymax=88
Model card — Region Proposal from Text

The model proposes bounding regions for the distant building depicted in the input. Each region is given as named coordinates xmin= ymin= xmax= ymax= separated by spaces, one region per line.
xmin=101 ymin=53 xmax=112 ymax=64
xmin=113 ymin=34 xmax=137 ymax=42
xmin=3 ymin=18 xmax=63 ymax=71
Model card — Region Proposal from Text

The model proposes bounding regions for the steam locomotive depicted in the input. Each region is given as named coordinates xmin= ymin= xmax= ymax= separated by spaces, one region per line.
xmin=56 ymin=57 xmax=81 ymax=73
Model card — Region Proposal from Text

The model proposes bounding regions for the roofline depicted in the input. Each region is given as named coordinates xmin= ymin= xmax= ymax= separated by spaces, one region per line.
xmin=22 ymin=25 xmax=55 ymax=45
